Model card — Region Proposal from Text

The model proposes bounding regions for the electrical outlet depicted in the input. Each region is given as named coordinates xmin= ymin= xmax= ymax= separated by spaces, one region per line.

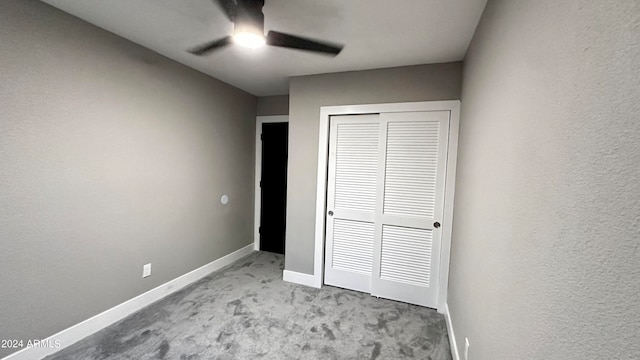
xmin=143 ymin=263 xmax=151 ymax=278
xmin=464 ymin=338 xmax=470 ymax=360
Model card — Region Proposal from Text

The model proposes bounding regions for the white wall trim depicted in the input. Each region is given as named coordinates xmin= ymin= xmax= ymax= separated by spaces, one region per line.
xmin=282 ymin=270 xmax=319 ymax=288
xmin=444 ymin=303 xmax=461 ymax=360
xmin=313 ymin=100 xmax=461 ymax=308
xmin=254 ymin=115 xmax=289 ymax=251
xmin=437 ymin=101 xmax=460 ymax=313
xmin=1 ymin=244 xmax=254 ymax=360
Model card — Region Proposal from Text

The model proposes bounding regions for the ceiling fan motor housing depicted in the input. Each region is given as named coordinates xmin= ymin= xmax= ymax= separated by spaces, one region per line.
xmin=234 ymin=0 xmax=265 ymax=36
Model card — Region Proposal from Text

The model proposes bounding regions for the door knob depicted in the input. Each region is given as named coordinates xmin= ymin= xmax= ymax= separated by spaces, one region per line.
xmin=328 ymin=211 xmax=334 ymax=216
xmin=433 ymin=222 xmax=441 ymax=228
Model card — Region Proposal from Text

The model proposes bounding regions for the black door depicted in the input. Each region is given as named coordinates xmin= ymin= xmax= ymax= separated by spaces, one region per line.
xmin=259 ymin=122 xmax=288 ymax=254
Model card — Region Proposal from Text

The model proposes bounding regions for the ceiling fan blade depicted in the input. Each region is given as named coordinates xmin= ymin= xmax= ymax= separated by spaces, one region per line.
xmin=188 ymin=36 xmax=233 ymax=55
xmin=266 ymin=31 xmax=343 ymax=56
xmin=213 ymin=0 xmax=237 ymax=21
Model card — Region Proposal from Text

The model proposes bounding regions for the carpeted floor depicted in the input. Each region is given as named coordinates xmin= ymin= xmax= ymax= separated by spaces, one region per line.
xmin=45 ymin=251 xmax=452 ymax=360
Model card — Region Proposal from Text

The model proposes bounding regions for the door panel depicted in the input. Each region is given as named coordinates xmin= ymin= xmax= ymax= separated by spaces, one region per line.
xmin=324 ymin=115 xmax=379 ymax=293
xmin=333 ymin=123 xmax=379 ymax=214
xmin=380 ymin=225 xmax=432 ymax=286
xmin=331 ymin=219 xmax=375 ymax=274
xmin=383 ymin=120 xmax=442 ymax=218
xmin=371 ymin=111 xmax=450 ymax=308
xmin=259 ymin=122 xmax=288 ymax=254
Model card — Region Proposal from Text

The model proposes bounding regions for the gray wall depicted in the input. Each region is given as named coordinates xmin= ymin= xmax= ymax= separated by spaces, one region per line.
xmin=0 ymin=1 xmax=256 ymax=357
xmin=286 ymin=63 xmax=462 ymax=274
xmin=257 ymin=95 xmax=289 ymax=116
xmin=449 ymin=1 xmax=640 ymax=359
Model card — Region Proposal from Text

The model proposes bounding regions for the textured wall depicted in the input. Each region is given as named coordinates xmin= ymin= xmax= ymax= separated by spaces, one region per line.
xmin=449 ymin=0 xmax=640 ymax=359
xmin=287 ymin=63 xmax=462 ymax=274
xmin=0 ymin=1 xmax=256 ymax=357
xmin=257 ymin=95 xmax=290 ymax=116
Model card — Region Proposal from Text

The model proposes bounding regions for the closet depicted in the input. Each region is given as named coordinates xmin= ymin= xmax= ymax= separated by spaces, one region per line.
xmin=323 ymin=110 xmax=451 ymax=308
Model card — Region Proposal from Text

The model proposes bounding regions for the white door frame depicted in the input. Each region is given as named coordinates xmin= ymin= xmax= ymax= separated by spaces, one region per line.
xmin=312 ymin=101 xmax=460 ymax=313
xmin=254 ymin=115 xmax=289 ymax=251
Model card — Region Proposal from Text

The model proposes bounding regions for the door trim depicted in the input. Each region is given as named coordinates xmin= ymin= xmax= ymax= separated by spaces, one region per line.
xmin=313 ymin=101 xmax=460 ymax=312
xmin=254 ymin=115 xmax=289 ymax=251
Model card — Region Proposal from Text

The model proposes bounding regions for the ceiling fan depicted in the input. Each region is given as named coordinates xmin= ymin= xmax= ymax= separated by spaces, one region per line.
xmin=189 ymin=0 xmax=343 ymax=56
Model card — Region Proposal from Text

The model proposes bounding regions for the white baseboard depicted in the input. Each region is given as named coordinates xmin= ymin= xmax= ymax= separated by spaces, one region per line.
xmin=282 ymin=270 xmax=319 ymax=288
xmin=444 ymin=303 xmax=461 ymax=360
xmin=2 ymin=244 xmax=254 ymax=360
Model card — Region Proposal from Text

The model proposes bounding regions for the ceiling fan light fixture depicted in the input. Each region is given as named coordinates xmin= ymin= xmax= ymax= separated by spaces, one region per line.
xmin=233 ymin=32 xmax=265 ymax=48
xmin=190 ymin=0 xmax=343 ymax=56
xmin=233 ymin=30 xmax=265 ymax=48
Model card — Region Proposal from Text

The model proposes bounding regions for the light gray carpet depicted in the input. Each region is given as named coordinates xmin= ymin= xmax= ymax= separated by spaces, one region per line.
xmin=45 ymin=251 xmax=451 ymax=360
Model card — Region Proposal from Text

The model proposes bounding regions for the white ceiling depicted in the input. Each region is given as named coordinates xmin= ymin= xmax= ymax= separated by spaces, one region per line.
xmin=41 ymin=0 xmax=487 ymax=96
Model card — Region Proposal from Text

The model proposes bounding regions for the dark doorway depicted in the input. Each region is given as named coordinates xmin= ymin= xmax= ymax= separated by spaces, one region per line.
xmin=259 ymin=122 xmax=288 ymax=254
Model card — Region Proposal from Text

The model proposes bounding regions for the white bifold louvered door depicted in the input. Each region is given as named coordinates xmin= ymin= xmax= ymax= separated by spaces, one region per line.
xmin=371 ymin=111 xmax=450 ymax=307
xmin=324 ymin=114 xmax=380 ymax=293
xmin=324 ymin=111 xmax=451 ymax=309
